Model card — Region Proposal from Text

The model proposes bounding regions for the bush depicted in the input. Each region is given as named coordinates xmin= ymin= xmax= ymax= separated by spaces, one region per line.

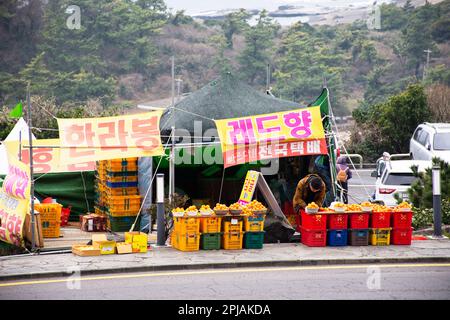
xmin=412 ymin=199 xmax=450 ymax=230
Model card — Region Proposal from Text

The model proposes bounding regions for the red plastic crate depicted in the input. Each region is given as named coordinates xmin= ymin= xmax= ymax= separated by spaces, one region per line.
xmin=391 ymin=211 xmax=413 ymax=229
xmin=60 ymin=206 xmax=71 ymax=227
xmin=300 ymin=227 xmax=327 ymax=247
xmin=391 ymin=228 xmax=413 ymax=245
xmin=371 ymin=211 xmax=391 ymax=228
xmin=349 ymin=213 xmax=369 ymax=229
xmin=328 ymin=214 xmax=348 ymax=230
xmin=300 ymin=210 xmax=327 ymax=230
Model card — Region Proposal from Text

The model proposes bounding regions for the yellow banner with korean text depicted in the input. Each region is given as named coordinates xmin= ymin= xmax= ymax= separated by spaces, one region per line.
xmin=214 ymin=106 xmax=327 ymax=168
xmin=57 ymin=111 xmax=164 ymax=165
xmin=3 ymin=139 xmax=95 ymax=174
xmin=0 ymin=154 xmax=31 ymax=247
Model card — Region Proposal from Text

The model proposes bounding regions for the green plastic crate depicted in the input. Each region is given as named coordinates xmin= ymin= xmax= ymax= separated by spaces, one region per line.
xmin=107 ymin=215 xmax=141 ymax=232
xmin=244 ymin=232 xmax=265 ymax=249
xmin=200 ymin=233 xmax=222 ymax=250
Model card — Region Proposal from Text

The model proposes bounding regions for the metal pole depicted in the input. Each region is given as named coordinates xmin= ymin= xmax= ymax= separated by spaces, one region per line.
xmin=26 ymin=84 xmax=36 ymax=251
xmin=432 ymin=164 xmax=443 ymax=238
xmin=169 ymin=56 xmax=175 ymax=204
xmin=156 ymin=173 xmax=166 ymax=246
xmin=18 ymin=131 xmax=22 ymax=161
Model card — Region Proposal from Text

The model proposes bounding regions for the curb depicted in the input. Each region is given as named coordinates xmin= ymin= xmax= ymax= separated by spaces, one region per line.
xmin=1 ymin=256 xmax=450 ymax=282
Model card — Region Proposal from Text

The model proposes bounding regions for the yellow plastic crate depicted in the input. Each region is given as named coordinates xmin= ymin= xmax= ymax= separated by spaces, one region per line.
xmin=35 ymin=204 xmax=62 ymax=238
xmin=244 ymin=216 xmax=265 ymax=232
xmin=173 ymin=217 xmax=201 ymax=234
xmin=41 ymin=223 xmax=61 ymax=238
xmin=223 ymin=219 xmax=243 ymax=233
xmin=222 ymin=232 xmax=244 ymax=250
xmin=103 ymin=175 xmax=138 ymax=183
xmin=370 ymin=228 xmax=391 ymax=246
xmin=171 ymin=232 xmax=200 ymax=252
xmin=104 ymin=206 xmax=140 ymax=217
xmin=200 ymin=216 xmax=222 ymax=233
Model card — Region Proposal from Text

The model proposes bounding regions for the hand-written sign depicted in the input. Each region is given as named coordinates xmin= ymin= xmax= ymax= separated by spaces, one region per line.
xmin=0 ymin=156 xmax=31 ymax=247
xmin=214 ymin=107 xmax=327 ymax=168
xmin=57 ymin=112 xmax=164 ymax=164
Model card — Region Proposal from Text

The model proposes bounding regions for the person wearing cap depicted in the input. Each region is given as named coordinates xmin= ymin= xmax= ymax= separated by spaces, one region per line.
xmin=293 ymin=174 xmax=326 ymax=213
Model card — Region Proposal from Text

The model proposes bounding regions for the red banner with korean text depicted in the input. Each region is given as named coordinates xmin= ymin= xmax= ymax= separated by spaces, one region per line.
xmin=57 ymin=111 xmax=164 ymax=164
xmin=0 ymin=155 xmax=31 ymax=247
xmin=214 ymin=106 xmax=327 ymax=168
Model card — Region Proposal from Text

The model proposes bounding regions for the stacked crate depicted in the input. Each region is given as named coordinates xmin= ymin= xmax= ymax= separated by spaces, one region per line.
xmin=370 ymin=210 xmax=392 ymax=245
xmin=391 ymin=210 xmax=413 ymax=245
xmin=95 ymin=158 xmax=141 ymax=232
xmin=222 ymin=216 xmax=244 ymax=250
xmin=348 ymin=212 xmax=370 ymax=246
xmin=200 ymin=216 xmax=222 ymax=250
xmin=327 ymin=212 xmax=348 ymax=246
xmin=243 ymin=215 xmax=265 ymax=249
xmin=171 ymin=217 xmax=201 ymax=251
xmin=299 ymin=210 xmax=327 ymax=247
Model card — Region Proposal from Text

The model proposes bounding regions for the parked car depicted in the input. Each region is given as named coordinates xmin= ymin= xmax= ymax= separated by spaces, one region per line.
xmin=371 ymin=160 xmax=431 ymax=206
xmin=410 ymin=123 xmax=450 ymax=163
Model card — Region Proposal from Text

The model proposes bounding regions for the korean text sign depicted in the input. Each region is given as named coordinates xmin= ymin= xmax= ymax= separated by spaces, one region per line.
xmin=3 ymin=139 xmax=95 ymax=174
xmin=0 ymin=156 xmax=31 ymax=247
xmin=214 ymin=106 xmax=327 ymax=168
xmin=57 ymin=111 xmax=164 ymax=164
xmin=238 ymin=170 xmax=260 ymax=205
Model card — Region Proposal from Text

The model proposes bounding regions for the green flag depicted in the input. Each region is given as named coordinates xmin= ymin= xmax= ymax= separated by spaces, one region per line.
xmin=9 ymin=101 xmax=23 ymax=118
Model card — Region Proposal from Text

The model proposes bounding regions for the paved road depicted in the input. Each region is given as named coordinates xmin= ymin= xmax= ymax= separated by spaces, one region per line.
xmin=348 ymin=169 xmax=376 ymax=204
xmin=1 ymin=264 xmax=449 ymax=300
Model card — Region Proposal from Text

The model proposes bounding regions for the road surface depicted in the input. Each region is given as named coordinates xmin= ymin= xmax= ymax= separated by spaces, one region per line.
xmin=1 ymin=264 xmax=449 ymax=300
xmin=348 ymin=169 xmax=376 ymax=204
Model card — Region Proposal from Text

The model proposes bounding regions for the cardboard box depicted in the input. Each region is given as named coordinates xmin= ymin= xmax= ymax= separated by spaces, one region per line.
xmin=125 ymin=232 xmax=148 ymax=253
xmin=80 ymin=214 xmax=107 ymax=232
xmin=23 ymin=212 xmax=44 ymax=248
xmin=116 ymin=242 xmax=133 ymax=254
xmin=72 ymin=244 xmax=101 ymax=257
xmin=92 ymin=234 xmax=116 ymax=255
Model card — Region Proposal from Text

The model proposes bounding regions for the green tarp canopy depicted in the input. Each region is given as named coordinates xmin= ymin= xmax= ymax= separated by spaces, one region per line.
xmin=160 ymin=73 xmax=305 ymax=135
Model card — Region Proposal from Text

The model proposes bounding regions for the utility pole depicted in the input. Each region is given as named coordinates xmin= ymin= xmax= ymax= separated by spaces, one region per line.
xmin=423 ymin=49 xmax=432 ymax=81
xmin=26 ymin=83 xmax=36 ymax=251
xmin=169 ymin=56 xmax=175 ymax=204
xmin=175 ymin=78 xmax=183 ymax=103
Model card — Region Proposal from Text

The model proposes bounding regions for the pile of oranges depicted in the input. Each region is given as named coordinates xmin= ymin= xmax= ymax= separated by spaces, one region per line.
xmin=246 ymin=200 xmax=267 ymax=211
xmin=214 ymin=203 xmax=229 ymax=211
xmin=229 ymin=202 xmax=243 ymax=211
xmin=172 ymin=207 xmax=185 ymax=213
xmin=306 ymin=202 xmax=319 ymax=209
xmin=186 ymin=205 xmax=198 ymax=212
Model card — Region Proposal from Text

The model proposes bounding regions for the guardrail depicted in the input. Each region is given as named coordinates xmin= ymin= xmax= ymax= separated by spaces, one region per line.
xmin=346 ymin=154 xmax=363 ymax=169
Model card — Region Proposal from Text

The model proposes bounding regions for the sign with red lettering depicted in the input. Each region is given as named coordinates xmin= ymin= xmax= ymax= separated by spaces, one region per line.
xmin=214 ymin=107 xmax=327 ymax=168
xmin=57 ymin=111 xmax=164 ymax=164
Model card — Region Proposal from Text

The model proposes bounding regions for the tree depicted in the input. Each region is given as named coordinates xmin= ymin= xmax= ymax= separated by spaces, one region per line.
xmin=400 ymin=2 xmax=438 ymax=78
xmin=350 ymin=84 xmax=432 ymax=161
xmin=238 ymin=10 xmax=279 ymax=85
xmin=407 ymin=158 xmax=450 ymax=209
xmin=221 ymin=9 xmax=250 ymax=49
xmin=273 ymin=22 xmax=345 ymax=110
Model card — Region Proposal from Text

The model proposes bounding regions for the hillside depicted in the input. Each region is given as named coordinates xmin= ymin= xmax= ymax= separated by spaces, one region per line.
xmin=0 ymin=0 xmax=449 ymax=128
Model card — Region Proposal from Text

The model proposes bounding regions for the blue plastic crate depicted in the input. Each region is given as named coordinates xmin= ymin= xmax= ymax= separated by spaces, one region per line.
xmin=327 ymin=229 xmax=348 ymax=246
xmin=106 ymin=181 xmax=138 ymax=188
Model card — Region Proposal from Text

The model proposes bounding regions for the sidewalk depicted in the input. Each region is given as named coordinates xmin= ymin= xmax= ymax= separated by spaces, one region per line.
xmin=1 ymin=239 xmax=450 ymax=281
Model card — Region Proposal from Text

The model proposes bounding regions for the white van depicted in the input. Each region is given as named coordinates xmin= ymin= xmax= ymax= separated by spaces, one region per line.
xmin=372 ymin=160 xmax=431 ymax=206
xmin=410 ymin=123 xmax=450 ymax=163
